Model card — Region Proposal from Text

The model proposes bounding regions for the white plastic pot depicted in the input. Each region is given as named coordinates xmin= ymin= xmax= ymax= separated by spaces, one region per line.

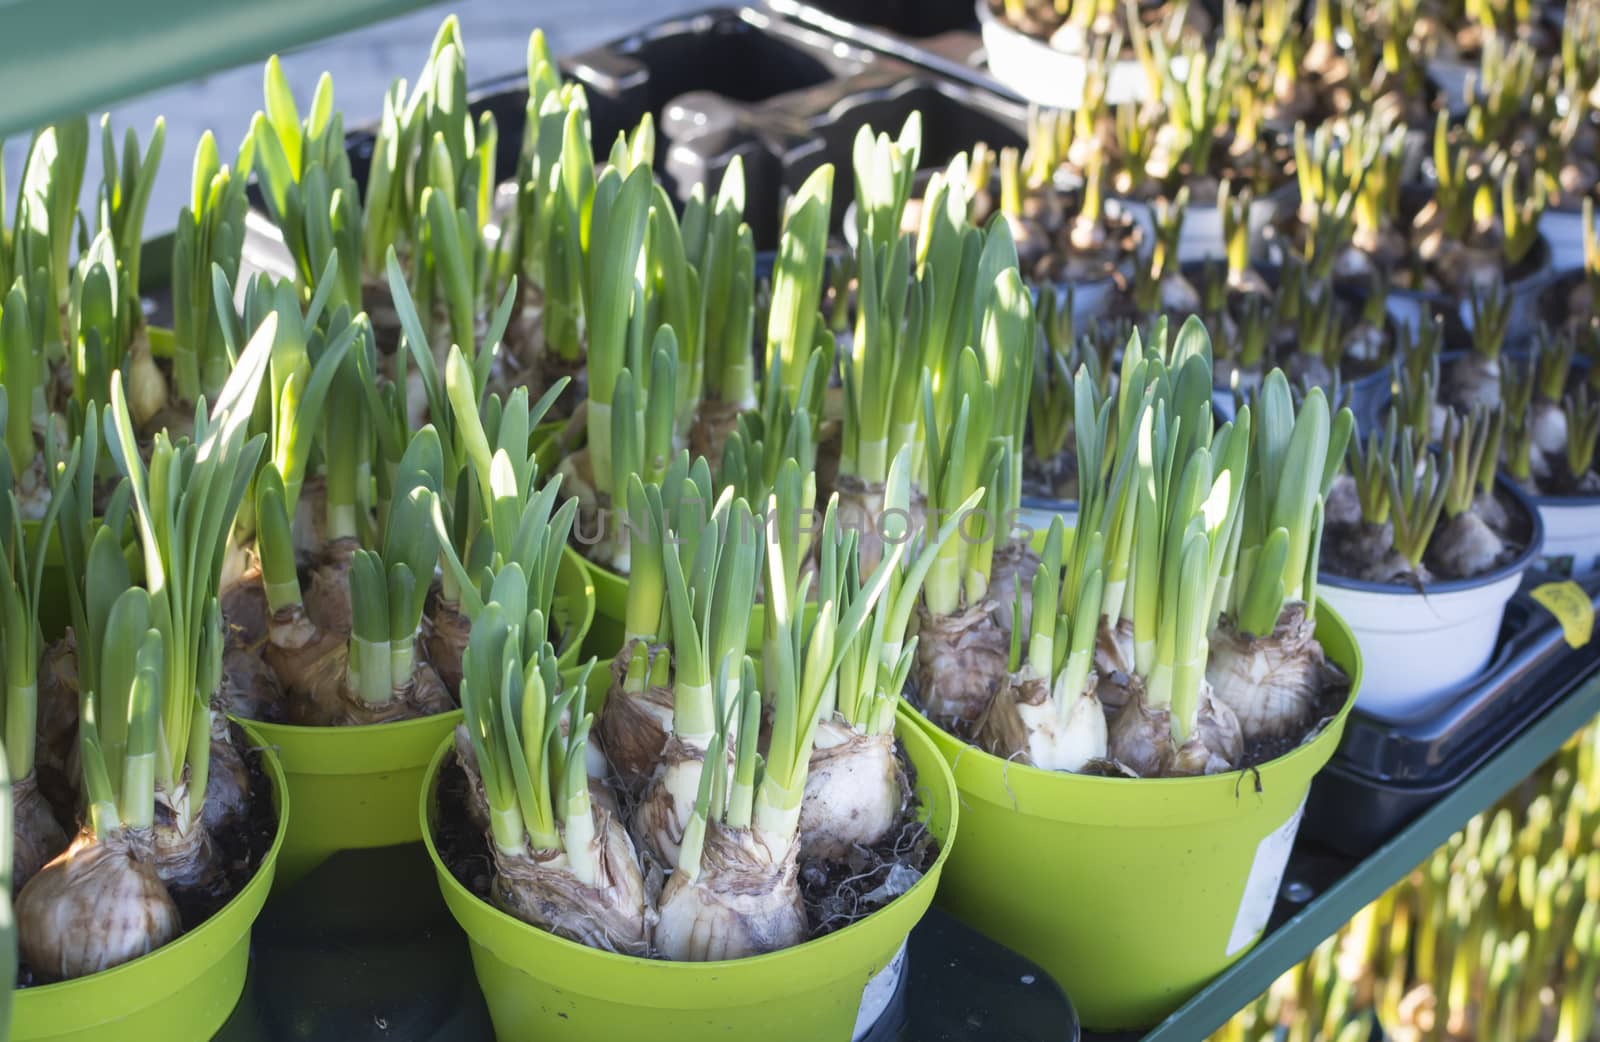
xmin=976 ymin=0 xmax=1148 ymax=108
xmin=1318 ymin=481 xmax=1544 ymax=721
xmin=1532 ymin=495 xmax=1600 ymax=577
xmin=854 ymin=943 xmax=907 ymax=1040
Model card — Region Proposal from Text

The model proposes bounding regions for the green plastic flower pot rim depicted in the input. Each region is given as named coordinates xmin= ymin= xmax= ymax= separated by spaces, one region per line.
xmin=237 ymin=545 xmax=593 ymax=887
xmin=10 ymin=722 xmax=288 ymax=1042
xmin=553 ymin=545 xmax=597 ymax=666
xmin=911 ymin=599 xmax=1363 ymax=1032
xmin=419 ymin=705 xmax=958 ymax=1042
xmin=245 ymin=709 xmax=461 ymax=888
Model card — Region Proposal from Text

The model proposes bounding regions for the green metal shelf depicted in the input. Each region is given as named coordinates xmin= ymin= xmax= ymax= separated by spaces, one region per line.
xmin=1072 ymin=664 xmax=1600 ymax=1042
xmin=0 ymin=0 xmax=430 ymax=138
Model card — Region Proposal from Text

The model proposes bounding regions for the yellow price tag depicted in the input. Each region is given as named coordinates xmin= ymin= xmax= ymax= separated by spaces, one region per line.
xmin=1531 ymin=582 xmax=1595 ymax=649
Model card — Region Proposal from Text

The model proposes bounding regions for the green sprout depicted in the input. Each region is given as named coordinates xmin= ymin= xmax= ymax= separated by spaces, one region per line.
xmin=1440 ymin=405 xmax=1504 ymax=518
xmin=1500 ymin=357 xmax=1537 ymax=485
xmin=1348 ymin=412 xmax=1399 ymax=525
xmin=1535 ymin=328 xmax=1577 ymax=404
xmin=1221 ymin=181 xmax=1253 ymax=283
xmin=1463 ymin=34 xmax=1539 ymax=149
xmin=1394 ymin=349 xmax=1439 ymax=438
xmin=1566 ymin=387 xmax=1600 ymax=481
xmin=1496 ymin=162 xmax=1547 ymax=268
xmin=1237 ymin=293 xmax=1275 ymax=373
xmin=1432 ymin=113 xmax=1476 ymax=244
xmin=1133 ymin=187 xmax=1187 ymax=313
xmin=172 ymin=131 xmax=252 ymax=403
xmin=12 ymin=118 xmax=89 ymax=349
xmin=1385 ymin=436 xmax=1452 ymax=570
xmin=1468 ymin=282 xmax=1512 ymax=362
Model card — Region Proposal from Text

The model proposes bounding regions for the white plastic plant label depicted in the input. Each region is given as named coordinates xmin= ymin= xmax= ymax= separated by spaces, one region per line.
xmin=1226 ymin=798 xmax=1307 ymax=957
xmin=853 ymin=940 xmax=908 ymax=1041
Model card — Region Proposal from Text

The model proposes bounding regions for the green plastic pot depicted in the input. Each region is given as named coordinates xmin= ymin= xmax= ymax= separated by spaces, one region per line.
xmin=247 ymin=708 xmax=462 ymax=890
xmin=421 ymin=705 xmax=957 ymax=1042
xmin=244 ymin=547 xmax=595 ymax=887
xmin=914 ymin=601 xmax=1362 ymax=1031
xmin=551 ymin=546 xmax=597 ymax=666
xmin=10 ymin=723 xmax=287 ymax=1042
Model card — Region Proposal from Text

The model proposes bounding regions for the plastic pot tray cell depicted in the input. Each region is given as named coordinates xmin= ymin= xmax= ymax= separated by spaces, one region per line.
xmin=765 ymin=0 xmax=989 ymax=90
xmin=564 ymin=8 xmax=871 ymax=240
xmin=773 ymin=0 xmax=979 ymax=40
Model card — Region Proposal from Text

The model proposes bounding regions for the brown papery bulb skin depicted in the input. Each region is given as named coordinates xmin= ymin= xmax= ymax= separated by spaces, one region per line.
xmin=12 ymin=770 xmax=69 ymax=891
xmin=422 ymin=592 xmax=473 ymax=697
xmin=1205 ymin=603 xmax=1335 ymax=745
xmin=35 ymin=634 xmax=81 ymax=809
xmin=633 ymin=736 xmax=707 ymax=868
xmin=655 ymin=823 xmax=805 ymax=962
xmin=688 ymin=396 xmax=748 ymax=473
xmin=799 ymin=717 xmax=902 ymax=861
xmin=596 ymin=642 xmax=674 ymax=793
xmin=1169 ymin=684 xmax=1244 ymax=777
xmin=977 ymin=669 xmax=1107 ymax=773
xmin=126 ymin=331 xmax=170 ymax=429
xmin=1107 ymin=687 xmax=1174 ymax=777
xmin=152 ymin=779 xmax=222 ymax=898
xmin=303 ymin=538 xmax=358 ymax=634
xmin=222 ymin=644 xmax=288 ymax=723
xmin=914 ymin=601 xmax=1011 ymax=734
xmin=204 ymin=710 xmax=252 ymax=835
xmin=17 ymin=829 xmax=181 ymax=982
xmin=987 ymin=539 xmax=1042 ymax=637
xmin=1093 ymin=617 xmax=1138 ymax=712
xmin=491 ymin=812 xmax=653 ymax=956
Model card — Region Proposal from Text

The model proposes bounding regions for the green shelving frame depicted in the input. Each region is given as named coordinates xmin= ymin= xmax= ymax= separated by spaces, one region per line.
xmin=0 ymin=0 xmax=429 ymax=138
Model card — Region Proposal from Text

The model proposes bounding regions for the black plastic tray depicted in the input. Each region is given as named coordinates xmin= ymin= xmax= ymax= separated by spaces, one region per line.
xmin=764 ymin=0 xmax=990 ymax=93
xmin=245 ymin=6 xmax=1025 ymax=257
xmin=1302 ymin=572 xmax=1600 ymax=859
xmin=212 ymin=842 xmax=1079 ymax=1042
